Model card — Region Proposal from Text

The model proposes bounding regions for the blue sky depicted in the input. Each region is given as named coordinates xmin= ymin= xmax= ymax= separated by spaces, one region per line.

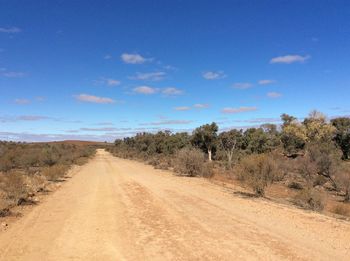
xmin=1 ymin=0 xmax=350 ymax=141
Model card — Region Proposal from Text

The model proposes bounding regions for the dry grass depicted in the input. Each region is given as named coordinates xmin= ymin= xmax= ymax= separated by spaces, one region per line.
xmin=41 ymin=165 xmax=69 ymax=182
xmin=331 ymin=204 xmax=350 ymax=216
xmin=173 ymin=148 xmax=208 ymax=177
xmin=293 ymin=188 xmax=326 ymax=211
xmin=236 ymin=153 xmax=277 ymax=197
xmin=0 ymin=171 xmax=29 ymax=205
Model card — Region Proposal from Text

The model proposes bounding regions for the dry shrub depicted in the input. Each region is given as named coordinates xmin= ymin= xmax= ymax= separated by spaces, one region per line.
xmin=295 ymin=154 xmax=318 ymax=187
xmin=201 ymin=162 xmax=214 ymax=178
xmin=287 ymin=181 xmax=303 ymax=190
xmin=331 ymin=204 xmax=350 ymax=216
xmin=335 ymin=167 xmax=350 ymax=202
xmin=1 ymin=171 xmax=29 ymax=205
xmin=236 ymin=153 xmax=277 ymax=197
xmin=270 ymin=150 xmax=291 ymax=181
xmin=148 ymin=156 xmax=172 ymax=170
xmin=74 ymin=157 xmax=89 ymax=166
xmin=294 ymin=188 xmax=325 ymax=211
xmin=173 ymin=148 xmax=206 ymax=177
xmin=42 ymin=164 xmax=69 ymax=181
xmin=28 ymin=174 xmax=47 ymax=193
xmin=0 ymin=208 xmax=11 ymax=217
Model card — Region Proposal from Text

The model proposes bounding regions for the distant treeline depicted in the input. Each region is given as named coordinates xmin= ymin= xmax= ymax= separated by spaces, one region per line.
xmin=110 ymin=111 xmax=350 ymax=162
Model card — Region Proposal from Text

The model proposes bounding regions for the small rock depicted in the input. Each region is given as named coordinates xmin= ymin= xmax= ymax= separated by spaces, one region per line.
xmin=1 ymin=222 xmax=8 ymax=228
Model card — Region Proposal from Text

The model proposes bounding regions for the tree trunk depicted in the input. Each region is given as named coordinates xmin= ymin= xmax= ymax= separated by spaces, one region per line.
xmin=226 ymin=150 xmax=233 ymax=169
xmin=208 ymin=149 xmax=212 ymax=161
xmin=345 ymin=190 xmax=350 ymax=202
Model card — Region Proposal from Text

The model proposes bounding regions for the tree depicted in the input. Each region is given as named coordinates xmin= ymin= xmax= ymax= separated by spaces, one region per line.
xmin=243 ymin=128 xmax=270 ymax=154
xmin=281 ymin=113 xmax=297 ymax=127
xmin=280 ymin=113 xmax=307 ymax=156
xmin=192 ymin=122 xmax=218 ymax=161
xmin=218 ymin=129 xmax=244 ymax=168
xmin=331 ymin=117 xmax=350 ymax=160
xmin=303 ymin=110 xmax=336 ymax=143
xmin=261 ymin=123 xmax=281 ymax=149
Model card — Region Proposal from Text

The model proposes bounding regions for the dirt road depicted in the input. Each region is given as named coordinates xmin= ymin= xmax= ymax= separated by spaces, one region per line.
xmin=0 ymin=150 xmax=349 ymax=260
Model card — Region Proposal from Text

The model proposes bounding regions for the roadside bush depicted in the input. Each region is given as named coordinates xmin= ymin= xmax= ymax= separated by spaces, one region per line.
xmin=335 ymin=167 xmax=350 ymax=202
xmin=236 ymin=153 xmax=277 ymax=197
xmin=201 ymin=162 xmax=215 ymax=178
xmin=288 ymin=181 xmax=303 ymax=190
xmin=74 ymin=157 xmax=90 ymax=166
xmin=295 ymin=154 xmax=318 ymax=187
xmin=307 ymin=143 xmax=341 ymax=190
xmin=270 ymin=150 xmax=291 ymax=181
xmin=148 ymin=155 xmax=172 ymax=170
xmin=173 ymin=148 xmax=206 ymax=177
xmin=331 ymin=204 xmax=350 ymax=216
xmin=294 ymin=188 xmax=325 ymax=211
xmin=41 ymin=165 xmax=69 ymax=181
xmin=28 ymin=174 xmax=47 ymax=193
xmin=1 ymin=171 xmax=29 ymax=205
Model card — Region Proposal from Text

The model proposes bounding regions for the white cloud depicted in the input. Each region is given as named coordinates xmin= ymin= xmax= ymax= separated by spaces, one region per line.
xmin=0 ymin=131 xmax=117 ymax=142
xmin=14 ymin=98 xmax=30 ymax=105
xmin=80 ymin=127 xmax=130 ymax=132
xmin=193 ymin=103 xmax=209 ymax=109
xmin=106 ymin=78 xmax=121 ymax=86
xmin=130 ymin=71 xmax=166 ymax=81
xmin=163 ymin=65 xmax=177 ymax=70
xmin=133 ymin=86 xmax=158 ymax=94
xmin=222 ymin=106 xmax=257 ymax=114
xmin=75 ymin=94 xmax=115 ymax=104
xmin=174 ymin=106 xmax=191 ymax=111
xmin=0 ymin=68 xmax=26 ymax=78
xmin=233 ymin=82 xmax=253 ymax=89
xmin=0 ymin=115 xmax=51 ymax=123
xmin=17 ymin=115 xmax=48 ymax=121
xmin=267 ymin=92 xmax=282 ymax=98
xmin=202 ymin=71 xmax=226 ymax=80
xmin=258 ymin=79 xmax=276 ymax=85
xmin=161 ymin=87 xmax=183 ymax=96
xmin=232 ymin=117 xmax=281 ymax=124
xmin=121 ymin=53 xmax=149 ymax=64
xmin=36 ymin=96 xmax=46 ymax=102
xmin=270 ymin=54 xmax=310 ymax=64
xmin=3 ymin=72 xmax=26 ymax=78
xmin=0 ymin=27 xmax=21 ymax=33
xmin=95 ymin=122 xmax=114 ymax=126
xmin=139 ymin=120 xmax=193 ymax=126
xmin=94 ymin=77 xmax=121 ymax=86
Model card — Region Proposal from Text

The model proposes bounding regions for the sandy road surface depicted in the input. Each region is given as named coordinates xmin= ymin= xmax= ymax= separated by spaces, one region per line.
xmin=0 ymin=150 xmax=349 ymax=260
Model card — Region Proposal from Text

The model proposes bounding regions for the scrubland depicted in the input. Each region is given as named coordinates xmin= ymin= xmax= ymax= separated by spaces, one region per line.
xmin=0 ymin=142 xmax=96 ymax=216
xmin=106 ymin=111 xmax=350 ymax=218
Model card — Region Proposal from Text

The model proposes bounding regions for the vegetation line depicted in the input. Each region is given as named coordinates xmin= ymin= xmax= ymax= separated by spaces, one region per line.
xmin=107 ymin=111 xmax=350 ymax=216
